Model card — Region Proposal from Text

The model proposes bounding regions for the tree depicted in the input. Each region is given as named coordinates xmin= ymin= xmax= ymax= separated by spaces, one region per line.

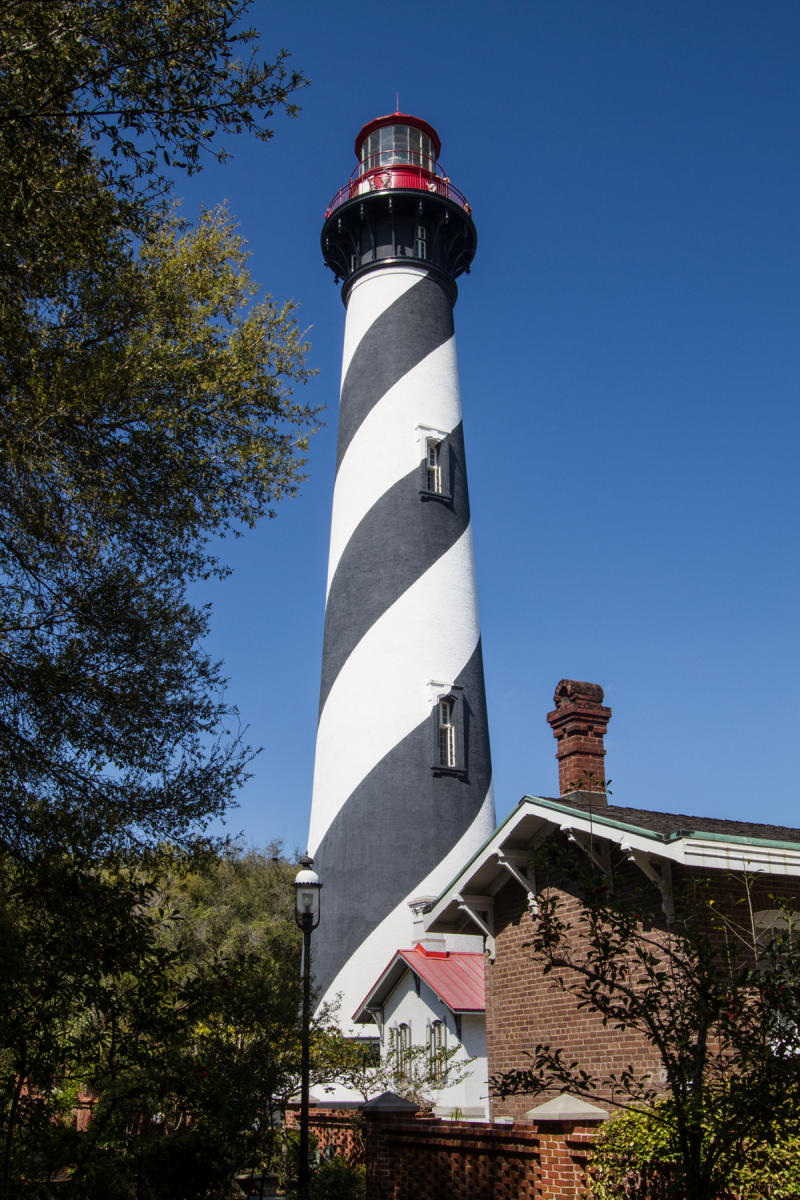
xmin=0 ymin=845 xmax=310 ymax=1200
xmin=322 ymin=1027 xmax=473 ymax=1112
xmin=1 ymin=6 xmax=317 ymax=1193
xmin=491 ymin=852 xmax=800 ymax=1200
xmin=0 ymin=1 xmax=318 ymax=862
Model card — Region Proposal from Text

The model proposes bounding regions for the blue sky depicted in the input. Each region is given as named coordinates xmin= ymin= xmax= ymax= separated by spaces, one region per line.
xmin=178 ymin=0 xmax=800 ymax=852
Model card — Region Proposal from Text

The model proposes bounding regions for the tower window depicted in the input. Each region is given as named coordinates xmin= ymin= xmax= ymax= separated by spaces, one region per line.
xmin=426 ymin=439 xmax=442 ymax=494
xmin=415 ymin=224 xmax=428 ymax=260
xmin=438 ymin=698 xmax=456 ymax=768
xmin=432 ymin=690 xmax=465 ymax=776
xmin=419 ymin=431 xmax=450 ymax=500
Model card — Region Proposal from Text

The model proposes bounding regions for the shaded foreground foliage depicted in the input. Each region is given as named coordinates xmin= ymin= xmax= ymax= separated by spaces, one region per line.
xmin=591 ymin=1098 xmax=800 ymax=1200
xmin=0 ymin=2 xmax=319 ymax=1196
xmin=1 ymin=845 xmax=311 ymax=1200
xmin=491 ymin=844 xmax=800 ymax=1200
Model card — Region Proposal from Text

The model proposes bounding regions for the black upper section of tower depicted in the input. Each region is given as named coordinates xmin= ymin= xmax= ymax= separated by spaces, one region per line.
xmin=321 ymin=112 xmax=477 ymax=304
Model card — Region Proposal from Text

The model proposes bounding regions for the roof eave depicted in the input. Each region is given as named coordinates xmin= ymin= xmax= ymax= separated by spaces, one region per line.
xmin=424 ymin=796 xmax=800 ymax=934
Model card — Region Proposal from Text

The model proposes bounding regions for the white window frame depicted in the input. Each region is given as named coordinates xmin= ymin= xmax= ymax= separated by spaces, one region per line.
xmin=754 ymin=908 xmax=800 ymax=1055
xmin=392 ymin=1022 xmax=411 ymax=1079
xmin=438 ymin=698 xmax=456 ymax=768
xmin=426 ymin=438 xmax=442 ymax=494
xmin=415 ymin=424 xmax=450 ymax=500
xmin=427 ymin=1019 xmax=446 ymax=1083
xmin=427 ymin=682 xmax=465 ymax=775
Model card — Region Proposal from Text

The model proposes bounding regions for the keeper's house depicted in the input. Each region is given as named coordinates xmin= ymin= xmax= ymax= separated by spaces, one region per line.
xmin=424 ymin=679 xmax=800 ymax=1121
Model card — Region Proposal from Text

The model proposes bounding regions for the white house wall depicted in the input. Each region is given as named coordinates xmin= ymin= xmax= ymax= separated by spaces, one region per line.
xmin=380 ymin=966 xmax=488 ymax=1119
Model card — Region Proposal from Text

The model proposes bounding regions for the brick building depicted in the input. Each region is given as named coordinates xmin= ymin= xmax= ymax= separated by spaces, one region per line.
xmin=425 ymin=679 xmax=800 ymax=1120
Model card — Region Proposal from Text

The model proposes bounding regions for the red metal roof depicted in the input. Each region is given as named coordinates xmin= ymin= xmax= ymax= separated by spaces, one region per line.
xmin=399 ymin=945 xmax=484 ymax=1011
xmin=353 ymin=943 xmax=484 ymax=1022
xmin=354 ymin=112 xmax=441 ymax=160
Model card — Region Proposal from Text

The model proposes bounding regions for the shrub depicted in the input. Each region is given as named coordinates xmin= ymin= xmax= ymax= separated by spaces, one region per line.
xmin=590 ymin=1100 xmax=800 ymax=1200
xmin=309 ymin=1155 xmax=366 ymax=1200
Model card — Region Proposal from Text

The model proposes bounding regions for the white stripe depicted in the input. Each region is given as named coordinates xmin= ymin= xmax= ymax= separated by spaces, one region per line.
xmin=326 ymin=335 xmax=461 ymax=595
xmin=309 ymin=527 xmax=482 ymax=855
xmin=340 ymin=267 xmax=427 ymax=386
xmin=317 ymin=788 xmax=497 ymax=1034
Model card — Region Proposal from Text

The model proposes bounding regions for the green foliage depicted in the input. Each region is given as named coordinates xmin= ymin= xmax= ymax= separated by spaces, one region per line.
xmin=323 ymin=1025 xmax=472 ymax=1109
xmin=1 ymin=200 xmax=318 ymax=863
xmin=1 ymin=0 xmax=318 ymax=866
xmin=309 ymin=1156 xmax=366 ymax=1200
xmin=591 ymin=1097 xmax=800 ymax=1200
xmin=0 ymin=844 xmax=307 ymax=1200
xmin=0 ymin=5 xmax=316 ymax=1195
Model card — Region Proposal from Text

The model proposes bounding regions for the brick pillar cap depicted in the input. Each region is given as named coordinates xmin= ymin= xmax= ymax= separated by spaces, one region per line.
xmin=524 ymin=1093 xmax=609 ymax=1123
xmin=362 ymin=1091 xmax=419 ymax=1113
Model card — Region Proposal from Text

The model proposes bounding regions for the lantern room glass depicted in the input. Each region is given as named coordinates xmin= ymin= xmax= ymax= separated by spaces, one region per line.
xmin=360 ymin=125 xmax=436 ymax=174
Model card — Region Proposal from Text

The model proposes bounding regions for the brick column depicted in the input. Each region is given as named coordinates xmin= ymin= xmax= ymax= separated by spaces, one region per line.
xmin=536 ymin=1122 xmax=599 ymax=1198
xmin=546 ymin=680 xmax=611 ymax=802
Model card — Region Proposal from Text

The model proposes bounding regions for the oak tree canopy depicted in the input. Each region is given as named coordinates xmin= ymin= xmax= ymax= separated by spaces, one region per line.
xmin=0 ymin=0 xmax=318 ymax=861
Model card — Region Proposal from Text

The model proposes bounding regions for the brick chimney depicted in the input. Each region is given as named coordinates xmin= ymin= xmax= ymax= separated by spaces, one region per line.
xmin=546 ymin=680 xmax=611 ymax=807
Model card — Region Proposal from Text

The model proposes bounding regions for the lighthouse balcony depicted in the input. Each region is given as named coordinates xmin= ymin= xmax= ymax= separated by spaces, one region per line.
xmin=325 ymin=165 xmax=471 ymax=219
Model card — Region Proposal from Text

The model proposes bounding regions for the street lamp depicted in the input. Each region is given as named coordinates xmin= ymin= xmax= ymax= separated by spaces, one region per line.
xmin=293 ymin=855 xmax=321 ymax=1200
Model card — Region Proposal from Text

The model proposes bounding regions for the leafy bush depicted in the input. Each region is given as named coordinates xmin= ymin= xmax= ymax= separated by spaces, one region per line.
xmin=309 ymin=1156 xmax=366 ymax=1200
xmin=590 ymin=1100 xmax=800 ymax=1200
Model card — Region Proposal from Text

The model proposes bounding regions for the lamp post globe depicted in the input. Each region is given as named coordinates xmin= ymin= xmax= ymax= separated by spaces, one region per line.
xmin=294 ymin=856 xmax=322 ymax=928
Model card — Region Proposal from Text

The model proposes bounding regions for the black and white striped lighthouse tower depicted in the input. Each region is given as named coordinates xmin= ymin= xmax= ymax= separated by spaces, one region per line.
xmin=309 ymin=112 xmax=495 ymax=1023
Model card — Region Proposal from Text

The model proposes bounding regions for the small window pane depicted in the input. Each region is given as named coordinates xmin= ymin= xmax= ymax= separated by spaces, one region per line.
xmin=426 ymin=439 xmax=441 ymax=492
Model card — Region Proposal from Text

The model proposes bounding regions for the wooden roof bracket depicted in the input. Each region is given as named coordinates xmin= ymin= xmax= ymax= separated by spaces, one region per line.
xmin=456 ymin=894 xmax=495 ymax=961
xmin=495 ymin=851 xmax=538 ymax=914
xmin=622 ymin=845 xmax=675 ymax=922
xmin=561 ymin=825 xmax=612 ymax=876
xmin=366 ymin=1003 xmax=385 ymax=1040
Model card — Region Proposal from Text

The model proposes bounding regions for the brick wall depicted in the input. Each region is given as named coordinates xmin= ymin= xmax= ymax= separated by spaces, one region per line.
xmin=286 ymin=1106 xmax=365 ymax=1164
xmin=486 ymin=872 xmax=665 ymax=1121
xmin=486 ymin=851 xmax=800 ymax=1122
xmin=362 ymin=1112 xmax=598 ymax=1200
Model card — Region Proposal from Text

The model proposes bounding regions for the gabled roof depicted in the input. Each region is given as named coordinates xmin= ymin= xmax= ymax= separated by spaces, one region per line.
xmin=353 ymin=943 xmax=484 ymax=1023
xmin=425 ymin=795 xmax=800 ymax=935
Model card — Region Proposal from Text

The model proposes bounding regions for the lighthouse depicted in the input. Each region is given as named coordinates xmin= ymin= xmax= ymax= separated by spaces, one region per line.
xmin=309 ymin=113 xmax=495 ymax=1024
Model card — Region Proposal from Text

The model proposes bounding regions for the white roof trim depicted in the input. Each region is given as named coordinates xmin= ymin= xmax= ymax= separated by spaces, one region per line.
xmin=425 ymin=797 xmax=800 ymax=933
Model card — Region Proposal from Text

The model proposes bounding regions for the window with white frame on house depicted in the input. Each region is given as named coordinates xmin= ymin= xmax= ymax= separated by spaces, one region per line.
xmin=427 ymin=1019 xmax=446 ymax=1083
xmin=438 ymin=698 xmax=456 ymax=768
xmin=392 ymin=1022 xmax=411 ymax=1078
xmin=754 ymin=908 xmax=800 ymax=1054
xmin=415 ymin=224 xmax=428 ymax=259
xmin=426 ymin=438 xmax=442 ymax=494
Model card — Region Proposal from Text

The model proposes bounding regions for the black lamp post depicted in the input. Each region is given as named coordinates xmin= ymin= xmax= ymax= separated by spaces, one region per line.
xmin=293 ymin=855 xmax=321 ymax=1200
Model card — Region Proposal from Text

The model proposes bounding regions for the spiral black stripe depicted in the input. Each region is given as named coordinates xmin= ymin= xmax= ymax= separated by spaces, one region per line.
xmin=335 ymin=274 xmax=454 ymax=472
xmin=311 ymin=639 xmax=493 ymax=999
xmin=319 ymin=422 xmax=471 ymax=718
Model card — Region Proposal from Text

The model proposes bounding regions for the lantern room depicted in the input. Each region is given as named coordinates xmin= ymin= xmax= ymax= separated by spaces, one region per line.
xmin=321 ymin=111 xmax=477 ymax=297
xmin=355 ymin=113 xmax=441 ymax=175
xmin=324 ymin=111 xmax=472 ymax=219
